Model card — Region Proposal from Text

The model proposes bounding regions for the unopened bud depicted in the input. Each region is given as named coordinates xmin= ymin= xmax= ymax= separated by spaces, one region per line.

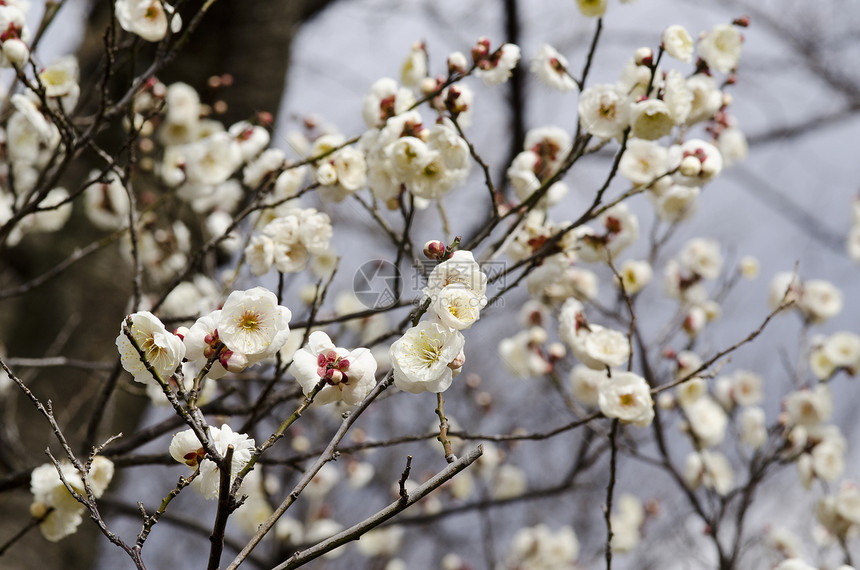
xmin=634 ymin=47 xmax=654 ymax=67
xmin=732 ymin=16 xmax=750 ymax=28
xmin=257 ymin=111 xmax=274 ymax=127
xmin=447 ymin=350 xmax=466 ymax=370
xmin=219 ymin=350 xmax=248 ymax=373
xmin=423 ymin=240 xmax=446 ymax=260
xmin=547 ymin=342 xmax=566 ymax=360
xmin=471 ymin=37 xmax=491 ymax=63
xmin=420 ymin=77 xmax=437 ymax=96
xmin=30 ymin=501 xmax=49 ymax=519
xmin=657 ymin=392 xmax=676 ymax=410
xmin=2 ymin=39 xmax=28 ymax=66
xmin=447 ymin=51 xmax=468 ymax=74
xmin=173 ymin=326 xmax=189 ymax=340
xmin=326 ymin=368 xmax=344 ymax=384
xmin=679 ymin=155 xmax=702 ymax=177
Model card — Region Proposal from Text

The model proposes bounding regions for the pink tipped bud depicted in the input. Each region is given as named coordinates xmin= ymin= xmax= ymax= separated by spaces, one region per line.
xmin=220 ymin=350 xmax=248 ymax=373
xmin=662 ymin=347 xmax=677 ymax=359
xmin=732 ymin=16 xmax=750 ymax=28
xmin=447 ymin=350 xmax=466 ymax=370
xmin=679 ymin=155 xmax=702 ymax=177
xmin=326 ymin=368 xmax=344 ymax=384
xmin=447 ymin=51 xmax=468 ymax=74
xmin=423 ymin=240 xmax=446 ymax=260
xmin=634 ymin=47 xmax=654 ymax=67
xmin=471 ymin=37 xmax=491 ymax=63
xmin=2 ymin=39 xmax=28 ymax=66
xmin=173 ymin=326 xmax=189 ymax=340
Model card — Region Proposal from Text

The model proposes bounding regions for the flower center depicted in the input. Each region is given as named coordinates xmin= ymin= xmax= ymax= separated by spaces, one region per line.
xmin=417 ymin=336 xmax=443 ymax=367
xmin=317 ymin=350 xmax=350 ymax=386
xmin=239 ymin=311 xmax=261 ymax=331
xmin=619 ymin=393 xmax=634 ymax=407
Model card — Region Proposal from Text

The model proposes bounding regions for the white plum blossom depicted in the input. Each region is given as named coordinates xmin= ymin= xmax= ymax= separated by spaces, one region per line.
xmin=685 ymin=396 xmax=728 ymax=448
xmin=229 ymin=120 xmax=271 ymax=161
xmin=183 ymin=311 xmax=228 ymax=380
xmin=504 ymin=524 xmax=579 ymax=569
xmin=30 ymin=457 xmax=114 ymax=542
xmin=663 ymin=69 xmax=693 ymax=124
xmin=617 ymin=59 xmax=658 ymax=99
xmin=423 ymin=250 xmax=488 ymax=301
xmin=598 ymin=371 xmax=654 ymax=427
xmin=499 ymin=327 xmax=553 ymax=379
xmin=257 ymin=208 xmax=333 ymax=274
xmin=785 ymin=384 xmax=832 ymax=428
xmin=823 ymin=331 xmax=860 ymax=372
xmin=578 ymin=84 xmax=630 ymax=140
xmin=0 ymin=4 xmax=30 ymax=68
xmin=245 ymin=234 xmax=275 ymax=277
xmin=576 ymin=0 xmax=607 ymax=17
xmin=731 ymin=370 xmax=763 ymax=406
xmin=582 ymin=326 xmax=630 ymax=368
xmin=531 ymin=44 xmax=577 ymax=92
xmin=28 ymin=187 xmax=73 ymax=234
xmin=662 ymin=25 xmax=694 ymax=62
xmin=768 ymin=271 xmax=802 ymax=309
xmin=610 ymin=494 xmax=644 ymax=553
xmin=717 ymin=126 xmax=748 ymax=167
xmin=811 ymin=429 xmax=847 ymax=482
xmin=183 ymin=132 xmax=243 ymax=186
xmin=39 ymin=56 xmax=80 ymax=113
xmin=617 ymin=259 xmax=653 ymax=294
xmin=361 ymin=78 xmax=416 ymax=128
xmin=116 ymin=311 xmax=186 ymax=384
xmin=217 ymin=287 xmax=291 ymax=366
xmin=684 ymin=450 xmax=733 ymax=495
xmin=651 ymin=183 xmax=700 ymax=222
xmin=799 ymin=279 xmax=843 ymax=323
xmin=115 ymin=0 xmax=181 ymax=42
xmin=400 ymin=42 xmax=427 ymax=87
xmin=243 ymin=148 xmax=285 ymax=187
xmin=698 ymin=23 xmax=743 ymax=73
xmin=686 ymin=74 xmax=723 ymax=125
xmin=619 ymin=138 xmax=668 ymax=186
xmin=629 ymin=98 xmax=675 ymax=141
xmin=289 ymin=331 xmax=378 ymax=406
xmin=575 ymin=202 xmax=639 ymax=262
xmin=678 ymin=238 xmax=723 ymax=280
xmin=739 ymin=406 xmax=768 ymax=449
xmin=84 ymin=169 xmax=130 ymax=231
xmin=390 ymin=321 xmax=465 ymax=394
xmin=474 ymin=41 xmax=520 ymax=86
xmin=429 ymin=284 xmax=486 ymax=330
xmin=669 ymin=139 xmax=723 ymax=186
xmin=570 ymin=365 xmax=608 ymax=407
xmin=169 ymin=424 xmax=256 ymax=499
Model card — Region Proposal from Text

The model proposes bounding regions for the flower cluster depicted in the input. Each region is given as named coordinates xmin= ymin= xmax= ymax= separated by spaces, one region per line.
xmin=390 ymin=250 xmax=487 ymax=394
xmin=29 ymin=457 xmax=114 ymax=542
xmin=244 ymin=207 xmax=334 ymax=276
xmin=169 ymin=424 xmax=256 ymax=499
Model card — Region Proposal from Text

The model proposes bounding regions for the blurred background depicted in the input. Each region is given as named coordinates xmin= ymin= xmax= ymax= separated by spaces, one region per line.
xmin=2 ymin=0 xmax=859 ymax=568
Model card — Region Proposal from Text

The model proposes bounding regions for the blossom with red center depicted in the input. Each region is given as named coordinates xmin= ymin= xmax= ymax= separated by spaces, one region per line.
xmin=290 ymin=331 xmax=377 ymax=406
